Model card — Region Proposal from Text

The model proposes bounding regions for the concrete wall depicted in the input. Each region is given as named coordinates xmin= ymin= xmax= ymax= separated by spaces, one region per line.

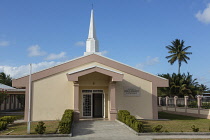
xmin=31 ymin=62 xmax=153 ymax=121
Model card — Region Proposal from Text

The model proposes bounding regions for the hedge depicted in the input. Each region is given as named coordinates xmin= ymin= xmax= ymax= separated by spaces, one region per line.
xmin=0 ymin=121 xmax=8 ymax=131
xmin=118 ymin=110 xmax=144 ymax=133
xmin=118 ymin=110 xmax=130 ymax=123
xmin=0 ymin=116 xmax=16 ymax=124
xmin=58 ymin=109 xmax=74 ymax=134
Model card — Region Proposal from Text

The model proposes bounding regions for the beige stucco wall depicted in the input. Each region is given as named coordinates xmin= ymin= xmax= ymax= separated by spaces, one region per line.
xmin=115 ymin=72 xmax=153 ymax=119
xmin=32 ymin=61 xmax=154 ymax=121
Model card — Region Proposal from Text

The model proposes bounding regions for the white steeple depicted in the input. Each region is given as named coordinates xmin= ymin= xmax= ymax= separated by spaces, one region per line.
xmin=84 ymin=9 xmax=101 ymax=55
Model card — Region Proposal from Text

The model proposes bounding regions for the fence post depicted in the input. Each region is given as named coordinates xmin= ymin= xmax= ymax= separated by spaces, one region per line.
xmin=197 ymin=95 xmax=202 ymax=115
xmin=158 ymin=97 xmax=162 ymax=106
xmin=174 ymin=96 xmax=178 ymax=112
xmin=184 ymin=96 xmax=188 ymax=113
xmin=166 ymin=96 xmax=169 ymax=111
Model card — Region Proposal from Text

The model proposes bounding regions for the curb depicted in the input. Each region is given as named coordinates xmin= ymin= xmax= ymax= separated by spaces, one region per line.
xmin=115 ymin=119 xmax=210 ymax=136
xmin=0 ymin=134 xmax=71 ymax=138
xmin=115 ymin=119 xmax=139 ymax=135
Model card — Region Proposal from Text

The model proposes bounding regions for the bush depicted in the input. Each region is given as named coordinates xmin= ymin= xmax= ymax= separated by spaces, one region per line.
xmin=118 ymin=110 xmax=130 ymax=123
xmin=118 ymin=110 xmax=144 ymax=133
xmin=202 ymin=102 xmax=210 ymax=109
xmin=0 ymin=116 xmax=16 ymax=124
xmin=153 ymin=125 xmax=163 ymax=132
xmin=132 ymin=120 xmax=144 ymax=133
xmin=0 ymin=121 xmax=8 ymax=131
xmin=191 ymin=125 xmax=199 ymax=132
xmin=188 ymin=101 xmax=197 ymax=108
xmin=125 ymin=115 xmax=136 ymax=127
xmin=35 ymin=121 xmax=46 ymax=134
xmin=59 ymin=109 xmax=74 ymax=134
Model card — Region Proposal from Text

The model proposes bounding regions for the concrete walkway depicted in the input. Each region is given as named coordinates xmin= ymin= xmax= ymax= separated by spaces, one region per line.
xmin=72 ymin=119 xmax=140 ymax=140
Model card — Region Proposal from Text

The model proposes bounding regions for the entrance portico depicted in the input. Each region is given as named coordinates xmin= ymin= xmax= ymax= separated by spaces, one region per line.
xmin=67 ymin=66 xmax=123 ymax=121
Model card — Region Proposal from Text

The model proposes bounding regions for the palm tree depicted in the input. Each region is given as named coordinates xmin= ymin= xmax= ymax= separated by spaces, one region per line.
xmin=0 ymin=72 xmax=12 ymax=86
xmin=166 ymin=39 xmax=192 ymax=74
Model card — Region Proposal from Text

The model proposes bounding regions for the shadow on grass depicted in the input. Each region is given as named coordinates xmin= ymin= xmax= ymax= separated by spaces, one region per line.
xmin=141 ymin=121 xmax=153 ymax=132
xmin=158 ymin=111 xmax=201 ymax=120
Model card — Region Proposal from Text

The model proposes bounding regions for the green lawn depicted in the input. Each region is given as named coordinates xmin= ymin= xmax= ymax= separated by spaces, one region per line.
xmin=142 ymin=112 xmax=210 ymax=132
xmin=0 ymin=121 xmax=59 ymax=135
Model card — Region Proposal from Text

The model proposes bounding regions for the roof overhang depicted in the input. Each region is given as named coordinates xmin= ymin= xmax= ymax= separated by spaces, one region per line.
xmin=66 ymin=66 xmax=124 ymax=82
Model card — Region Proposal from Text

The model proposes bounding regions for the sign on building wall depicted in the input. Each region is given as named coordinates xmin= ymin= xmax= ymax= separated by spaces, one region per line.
xmin=124 ymin=87 xmax=140 ymax=96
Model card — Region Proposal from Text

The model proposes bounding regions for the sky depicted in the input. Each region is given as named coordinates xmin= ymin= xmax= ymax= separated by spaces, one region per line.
xmin=0 ymin=0 xmax=210 ymax=88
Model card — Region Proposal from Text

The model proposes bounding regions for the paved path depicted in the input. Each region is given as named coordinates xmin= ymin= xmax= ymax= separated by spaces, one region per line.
xmin=72 ymin=120 xmax=140 ymax=140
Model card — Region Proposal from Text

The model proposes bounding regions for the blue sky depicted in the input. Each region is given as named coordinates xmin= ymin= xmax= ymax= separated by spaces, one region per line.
xmin=0 ymin=0 xmax=210 ymax=88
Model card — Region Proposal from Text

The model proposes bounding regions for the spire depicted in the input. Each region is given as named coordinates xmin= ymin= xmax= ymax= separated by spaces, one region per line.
xmin=84 ymin=9 xmax=101 ymax=55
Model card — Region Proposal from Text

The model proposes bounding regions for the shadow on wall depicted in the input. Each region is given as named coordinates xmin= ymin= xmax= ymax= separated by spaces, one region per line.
xmin=116 ymin=79 xmax=156 ymax=119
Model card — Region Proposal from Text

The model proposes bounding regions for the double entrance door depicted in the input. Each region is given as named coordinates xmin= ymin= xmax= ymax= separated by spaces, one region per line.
xmin=82 ymin=90 xmax=104 ymax=118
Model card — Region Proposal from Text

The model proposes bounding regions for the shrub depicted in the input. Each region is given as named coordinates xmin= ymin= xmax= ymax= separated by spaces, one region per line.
xmin=0 ymin=116 xmax=16 ymax=124
xmin=0 ymin=121 xmax=8 ymax=131
xmin=153 ymin=125 xmax=163 ymax=132
xmin=188 ymin=101 xmax=197 ymax=108
xmin=118 ymin=110 xmax=144 ymax=133
xmin=191 ymin=125 xmax=199 ymax=132
xmin=59 ymin=109 xmax=74 ymax=134
xmin=125 ymin=115 xmax=136 ymax=127
xmin=35 ymin=121 xmax=46 ymax=134
xmin=202 ymin=102 xmax=210 ymax=109
xmin=132 ymin=120 xmax=144 ymax=133
xmin=118 ymin=110 xmax=130 ymax=123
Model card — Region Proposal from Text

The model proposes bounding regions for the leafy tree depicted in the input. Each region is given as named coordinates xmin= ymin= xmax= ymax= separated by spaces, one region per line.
xmin=158 ymin=73 xmax=200 ymax=98
xmin=0 ymin=89 xmax=8 ymax=105
xmin=198 ymin=84 xmax=209 ymax=93
xmin=166 ymin=39 xmax=192 ymax=74
xmin=0 ymin=72 xmax=12 ymax=86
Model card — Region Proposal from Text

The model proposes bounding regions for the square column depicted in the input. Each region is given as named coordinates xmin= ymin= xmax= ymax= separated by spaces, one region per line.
xmin=109 ymin=82 xmax=117 ymax=120
xmin=73 ymin=82 xmax=80 ymax=121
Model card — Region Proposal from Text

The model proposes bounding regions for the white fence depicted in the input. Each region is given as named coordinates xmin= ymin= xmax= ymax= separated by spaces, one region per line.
xmin=158 ymin=95 xmax=210 ymax=119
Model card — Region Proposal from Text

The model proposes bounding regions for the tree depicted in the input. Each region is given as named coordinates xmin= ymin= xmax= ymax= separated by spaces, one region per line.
xmin=0 ymin=89 xmax=8 ymax=105
xmin=0 ymin=72 xmax=12 ymax=86
xmin=166 ymin=39 xmax=192 ymax=74
xmin=198 ymin=84 xmax=209 ymax=94
xmin=158 ymin=73 xmax=200 ymax=98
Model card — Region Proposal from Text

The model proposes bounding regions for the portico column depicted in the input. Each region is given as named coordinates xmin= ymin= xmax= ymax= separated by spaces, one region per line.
xmin=73 ymin=81 xmax=80 ymax=121
xmin=109 ymin=82 xmax=117 ymax=120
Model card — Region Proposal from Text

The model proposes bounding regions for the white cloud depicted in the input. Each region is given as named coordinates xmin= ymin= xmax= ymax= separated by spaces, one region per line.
xmin=28 ymin=45 xmax=46 ymax=57
xmin=45 ymin=52 xmax=66 ymax=60
xmin=0 ymin=41 xmax=9 ymax=47
xmin=0 ymin=61 xmax=62 ymax=79
xmin=101 ymin=50 xmax=108 ymax=56
xmin=75 ymin=41 xmax=85 ymax=47
xmin=136 ymin=56 xmax=159 ymax=69
xmin=195 ymin=3 xmax=210 ymax=24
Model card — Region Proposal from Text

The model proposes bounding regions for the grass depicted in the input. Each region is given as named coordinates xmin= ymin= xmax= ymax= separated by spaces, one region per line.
xmin=0 ymin=121 xmax=59 ymax=135
xmin=141 ymin=112 xmax=210 ymax=132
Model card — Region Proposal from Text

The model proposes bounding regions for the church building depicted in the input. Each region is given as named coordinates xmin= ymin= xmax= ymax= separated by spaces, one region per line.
xmin=12 ymin=10 xmax=168 ymax=121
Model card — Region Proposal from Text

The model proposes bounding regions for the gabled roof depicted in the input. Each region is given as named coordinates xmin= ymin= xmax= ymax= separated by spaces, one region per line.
xmin=67 ymin=65 xmax=124 ymax=81
xmin=12 ymin=54 xmax=168 ymax=87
